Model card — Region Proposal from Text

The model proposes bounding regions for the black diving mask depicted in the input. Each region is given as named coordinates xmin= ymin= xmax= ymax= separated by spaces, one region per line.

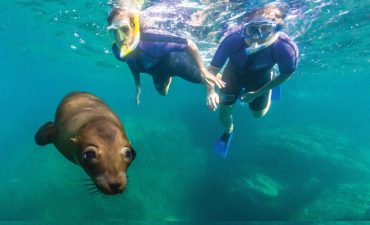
xmin=242 ymin=20 xmax=281 ymax=41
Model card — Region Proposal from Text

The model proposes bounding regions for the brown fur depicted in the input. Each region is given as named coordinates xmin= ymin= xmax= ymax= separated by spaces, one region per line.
xmin=35 ymin=92 xmax=136 ymax=195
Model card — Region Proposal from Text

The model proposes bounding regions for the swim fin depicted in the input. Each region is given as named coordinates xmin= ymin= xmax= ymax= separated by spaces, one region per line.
xmin=271 ymin=86 xmax=281 ymax=101
xmin=214 ymin=132 xmax=233 ymax=158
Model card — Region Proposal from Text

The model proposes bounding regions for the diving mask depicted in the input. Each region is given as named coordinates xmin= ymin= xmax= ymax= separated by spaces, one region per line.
xmin=107 ymin=19 xmax=132 ymax=42
xmin=107 ymin=14 xmax=140 ymax=58
xmin=242 ymin=20 xmax=281 ymax=41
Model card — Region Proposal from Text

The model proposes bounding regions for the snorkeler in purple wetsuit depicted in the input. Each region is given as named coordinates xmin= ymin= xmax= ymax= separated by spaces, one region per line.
xmin=107 ymin=8 xmax=224 ymax=107
xmin=209 ymin=6 xmax=299 ymax=157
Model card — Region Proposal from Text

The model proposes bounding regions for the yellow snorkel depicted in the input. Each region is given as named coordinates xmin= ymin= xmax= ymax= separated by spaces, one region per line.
xmin=108 ymin=13 xmax=141 ymax=58
xmin=119 ymin=14 xmax=140 ymax=58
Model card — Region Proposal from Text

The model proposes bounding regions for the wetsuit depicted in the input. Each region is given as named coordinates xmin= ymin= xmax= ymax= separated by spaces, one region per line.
xmin=113 ymin=28 xmax=203 ymax=91
xmin=211 ymin=31 xmax=299 ymax=111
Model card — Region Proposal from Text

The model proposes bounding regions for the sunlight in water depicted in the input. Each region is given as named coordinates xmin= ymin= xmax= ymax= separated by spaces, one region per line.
xmin=0 ymin=0 xmax=369 ymax=221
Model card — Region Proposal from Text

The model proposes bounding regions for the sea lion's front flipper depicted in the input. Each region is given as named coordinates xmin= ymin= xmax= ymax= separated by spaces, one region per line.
xmin=35 ymin=122 xmax=54 ymax=146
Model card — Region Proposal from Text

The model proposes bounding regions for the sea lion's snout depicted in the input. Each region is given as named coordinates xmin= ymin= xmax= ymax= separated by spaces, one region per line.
xmin=109 ymin=181 xmax=124 ymax=194
xmin=95 ymin=175 xmax=127 ymax=195
xmin=81 ymin=144 xmax=135 ymax=195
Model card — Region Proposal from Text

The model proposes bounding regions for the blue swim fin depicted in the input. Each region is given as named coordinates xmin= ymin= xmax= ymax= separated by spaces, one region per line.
xmin=271 ymin=86 xmax=281 ymax=101
xmin=214 ymin=132 xmax=233 ymax=158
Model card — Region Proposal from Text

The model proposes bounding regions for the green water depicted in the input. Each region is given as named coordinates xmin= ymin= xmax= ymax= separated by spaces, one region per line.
xmin=0 ymin=0 xmax=369 ymax=223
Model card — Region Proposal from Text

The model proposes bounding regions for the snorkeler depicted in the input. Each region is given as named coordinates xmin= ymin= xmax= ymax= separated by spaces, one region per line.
xmin=107 ymin=8 xmax=224 ymax=108
xmin=209 ymin=6 xmax=299 ymax=157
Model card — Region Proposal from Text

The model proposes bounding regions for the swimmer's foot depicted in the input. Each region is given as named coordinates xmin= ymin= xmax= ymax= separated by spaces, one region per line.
xmin=213 ymin=131 xmax=234 ymax=158
xmin=157 ymin=77 xmax=172 ymax=96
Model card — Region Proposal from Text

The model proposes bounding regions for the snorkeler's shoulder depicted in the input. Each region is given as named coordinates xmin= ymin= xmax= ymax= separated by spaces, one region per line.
xmin=216 ymin=30 xmax=245 ymax=52
xmin=276 ymin=33 xmax=297 ymax=46
xmin=274 ymin=33 xmax=299 ymax=54
xmin=221 ymin=28 xmax=244 ymax=42
xmin=273 ymin=33 xmax=299 ymax=73
xmin=276 ymin=32 xmax=293 ymax=43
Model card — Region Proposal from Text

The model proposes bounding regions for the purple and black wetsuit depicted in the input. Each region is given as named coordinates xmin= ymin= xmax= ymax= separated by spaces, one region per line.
xmin=113 ymin=28 xmax=203 ymax=91
xmin=211 ymin=30 xmax=299 ymax=111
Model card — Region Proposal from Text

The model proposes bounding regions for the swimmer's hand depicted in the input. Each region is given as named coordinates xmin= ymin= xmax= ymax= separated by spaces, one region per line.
xmin=204 ymin=70 xmax=225 ymax=89
xmin=136 ymin=88 xmax=141 ymax=106
xmin=240 ymin=91 xmax=257 ymax=103
xmin=206 ymin=91 xmax=219 ymax=111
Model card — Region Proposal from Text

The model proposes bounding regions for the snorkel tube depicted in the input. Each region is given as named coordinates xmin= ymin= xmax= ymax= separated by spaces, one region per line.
xmin=245 ymin=32 xmax=280 ymax=55
xmin=120 ymin=14 xmax=140 ymax=58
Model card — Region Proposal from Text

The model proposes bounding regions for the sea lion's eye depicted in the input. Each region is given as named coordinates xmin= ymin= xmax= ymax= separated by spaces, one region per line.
xmin=125 ymin=150 xmax=132 ymax=159
xmin=83 ymin=149 xmax=97 ymax=161
xmin=121 ymin=147 xmax=132 ymax=160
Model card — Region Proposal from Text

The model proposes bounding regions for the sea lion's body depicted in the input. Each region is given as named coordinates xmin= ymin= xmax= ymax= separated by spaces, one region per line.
xmin=35 ymin=92 xmax=136 ymax=195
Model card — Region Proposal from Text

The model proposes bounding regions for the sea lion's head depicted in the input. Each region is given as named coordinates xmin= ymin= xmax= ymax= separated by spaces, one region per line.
xmin=71 ymin=118 xmax=136 ymax=195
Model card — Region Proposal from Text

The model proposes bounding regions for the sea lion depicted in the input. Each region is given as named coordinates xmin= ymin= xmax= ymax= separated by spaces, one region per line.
xmin=35 ymin=92 xmax=136 ymax=195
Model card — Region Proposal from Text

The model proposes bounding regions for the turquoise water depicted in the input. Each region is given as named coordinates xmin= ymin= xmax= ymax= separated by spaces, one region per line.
xmin=0 ymin=0 xmax=369 ymax=223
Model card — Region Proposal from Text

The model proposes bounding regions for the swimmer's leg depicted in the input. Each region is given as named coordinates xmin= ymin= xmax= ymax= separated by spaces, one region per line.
xmin=152 ymin=74 xmax=172 ymax=96
xmin=35 ymin=122 xmax=54 ymax=146
xmin=249 ymin=90 xmax=272 ymax=118
xmin=219 ymin=104 xmax=234 ymax=134
xmin=213 ymin=65 xmax=240 ymax=157
xmin=214 ymin=104 xmax=234 ymax=157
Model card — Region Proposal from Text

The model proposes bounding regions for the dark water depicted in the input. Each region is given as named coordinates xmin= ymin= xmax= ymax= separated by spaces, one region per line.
xmin=0 ymin=0 xmax=369 ymax=223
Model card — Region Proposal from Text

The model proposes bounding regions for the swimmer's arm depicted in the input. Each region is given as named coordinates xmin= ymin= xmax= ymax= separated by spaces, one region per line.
xmin=248 ymin=36 xmax=298 ymax=98
xmin=204 ymin=65 xmax=222 ymax=111
xmin=185 ymin=40 xmax=225 ymax=89
xmin=206 ymin=65 xmax=223 ymax=90
xmin=185 ymin=40 xmax=224 ymax=111
xmin=246 ymin=73 xmax=293 ymax=100
xmin=185 ymin=39 xmax=207 ymax=76
xmin=208 ymin=65 xmax=221 ymax=77
xmin=129 ymin=68 xmax=141 ymax=106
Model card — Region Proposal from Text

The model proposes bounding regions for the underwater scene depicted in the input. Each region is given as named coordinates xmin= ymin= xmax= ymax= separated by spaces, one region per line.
xmin=0 ymin=0 xmax=369 ymax=223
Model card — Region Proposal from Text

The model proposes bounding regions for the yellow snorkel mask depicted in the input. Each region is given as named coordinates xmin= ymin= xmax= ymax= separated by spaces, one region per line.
xmin=107 ymin=14 xmax=140 ymax=58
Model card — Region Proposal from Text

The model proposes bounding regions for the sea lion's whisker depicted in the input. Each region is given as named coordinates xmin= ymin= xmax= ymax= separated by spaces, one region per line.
xmin=75 ymin=179 xmax=92 ymax=183
xmin=82 ymin=180 xmax=94 ymax=183
xmin=76 ymin=178 xmax=91 ymax=181
xmin=87 ymin=187 xmax=99 ymax=193
xmin=87 ymin=186 xmax=98 ymax=191
xmin=79 ymin=181 xmax=95 ymax=185
xmin=88 ymin=189 xmax=100 ymax=195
